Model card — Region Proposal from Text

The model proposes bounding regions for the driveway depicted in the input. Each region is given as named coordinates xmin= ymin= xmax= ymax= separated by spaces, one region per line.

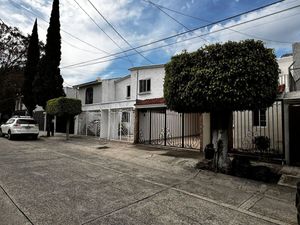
xmin=0 ymin=135 xmax=296 ymax=225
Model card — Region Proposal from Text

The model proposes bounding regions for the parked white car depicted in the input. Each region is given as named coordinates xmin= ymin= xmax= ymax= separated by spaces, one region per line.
xmin=0 ymin=116 xmax=39 ymax=140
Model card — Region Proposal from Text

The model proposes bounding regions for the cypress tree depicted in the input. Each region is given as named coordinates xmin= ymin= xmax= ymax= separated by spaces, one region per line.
xmin=22 ymin=19 xmax=39 ymax=116
xmin=33 ymin=0 xmax=64 ymax=110
xmin=33 ymin=0 xmax=65 ymax=136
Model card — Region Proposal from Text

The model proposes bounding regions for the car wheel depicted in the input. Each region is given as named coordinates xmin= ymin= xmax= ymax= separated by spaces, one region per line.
xmin=7 ymin=130 xmax=14 ymax=140
xmin=0 ymin=129 xmax=4 ymax=137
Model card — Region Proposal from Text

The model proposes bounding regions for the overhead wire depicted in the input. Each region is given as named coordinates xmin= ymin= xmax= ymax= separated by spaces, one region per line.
xmin=87 ymin=0 xmax=154 ymax=64
xmin=73 ymin=0 xmax=134 ymax=66
xmin=147 ymin=0 xmax=296 ymax=45
xmin=62 ymin=4 xmax=300 ymax=69
xmin=9 ymin=0 xmax=109 ymax=55
xmin=143 ymin=0 xmax=210 ymax=44
xmin=61 ymin=1 xmax=298 ymax=69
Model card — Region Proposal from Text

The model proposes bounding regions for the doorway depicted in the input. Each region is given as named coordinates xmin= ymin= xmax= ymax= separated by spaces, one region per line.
xmin=289 ymin=104 xmax=300 ymax=165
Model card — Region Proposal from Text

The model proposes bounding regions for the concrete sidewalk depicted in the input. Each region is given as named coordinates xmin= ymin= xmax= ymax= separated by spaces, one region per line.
xmin=0 ymin=134 xmax=297 ymax=224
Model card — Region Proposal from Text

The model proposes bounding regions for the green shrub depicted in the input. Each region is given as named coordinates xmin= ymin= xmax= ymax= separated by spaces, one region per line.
xmin=46 ymin=97 xmax=81 ymax=117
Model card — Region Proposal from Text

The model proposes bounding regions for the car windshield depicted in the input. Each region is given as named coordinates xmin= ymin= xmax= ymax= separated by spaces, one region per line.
xmin=17 ymin=119 xmax=37 ymax=125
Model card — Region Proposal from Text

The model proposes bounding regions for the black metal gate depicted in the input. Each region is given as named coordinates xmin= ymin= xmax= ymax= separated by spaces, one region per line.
xmin=138 ymin=108 xmax=202 ymax=150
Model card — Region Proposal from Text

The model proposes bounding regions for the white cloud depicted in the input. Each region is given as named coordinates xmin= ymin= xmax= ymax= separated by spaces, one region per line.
xmin=1 ymin=0 xmax=299 ymax=86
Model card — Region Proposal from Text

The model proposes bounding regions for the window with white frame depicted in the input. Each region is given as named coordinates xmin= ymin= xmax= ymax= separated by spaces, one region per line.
xmin=253 ymin=109 xmax=266 ymax=127
xmin=139 ymin=79 xmax=151 ymax=93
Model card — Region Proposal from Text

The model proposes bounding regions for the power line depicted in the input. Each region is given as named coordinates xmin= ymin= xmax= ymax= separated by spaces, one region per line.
xmin=61 ymin=0 xmax=294 ymax=69
xmin=62 ymin=4 xmax=300 ymax=70
xmin=143 ymin=0 xmax=210 ymax=44
xmin=87 ymin=0 xmax=154 ymax=64
xmin=73 ymin=0 xmax=134 ymax=66
xmin=34 ymin=20 xmax=103 ymax=54
xmin=9 ymin=0 xmax=109 ymax=55
xmin=148 ymin=0 xmax=295 ymax=45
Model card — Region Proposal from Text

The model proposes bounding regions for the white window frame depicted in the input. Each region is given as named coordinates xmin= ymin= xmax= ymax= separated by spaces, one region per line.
xmin=139 ymin=79 xmax=151 ymax=94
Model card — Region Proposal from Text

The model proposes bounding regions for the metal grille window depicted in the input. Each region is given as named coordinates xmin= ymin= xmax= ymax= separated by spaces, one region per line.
xmin=253 ymin=109 xmax=266 ymax=127
xmin=122 ymin=112 xmax=130 ymax=122
xmin=126 ymin=85 xmax=131 ymax=98
xmin=139 ymin=79 xmax=151 ymax=93
xmin=85 ymin=87 xmax=93 ymax=104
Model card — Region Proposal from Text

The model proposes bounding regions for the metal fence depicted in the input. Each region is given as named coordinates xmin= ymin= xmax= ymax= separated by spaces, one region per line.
xmin=231 ymin=100 xmax=284 ymax=159
xmin=139 ymin=108 xmax=202 ymax=150
xmin=77 ymin=111 xmax=101 ymax=136
xmin=109 ymin=109 xmax=134 ymax=142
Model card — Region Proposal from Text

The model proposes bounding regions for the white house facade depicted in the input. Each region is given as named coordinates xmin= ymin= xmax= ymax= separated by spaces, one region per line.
xmin=74 ymin=64 xmax=211 ymax=150
xmin=74 ymin=64 xmax=167 ymax=142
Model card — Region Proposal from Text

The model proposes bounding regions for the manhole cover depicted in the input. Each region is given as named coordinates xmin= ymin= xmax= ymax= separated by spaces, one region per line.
xmin=278 ymin=174 xmax=300 ymax=188
xmin=97 ymin=146 xmax=109 ymax=150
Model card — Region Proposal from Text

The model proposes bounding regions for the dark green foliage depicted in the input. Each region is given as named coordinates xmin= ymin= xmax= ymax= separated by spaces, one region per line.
xmin=0 ymin=21 xmax=28 ymax=119
xmin=164 ymin=40 xmax=279 ymax=113
xmin=46 ymin=97 xmax=81 ymax=117
xmin=22 ymin=20 xmax=40 ymax=116
xmin=46 ymin=97 xmax=81 ymax=140
xmin=0 ymin=21 xmax=29 ymax=76
xmin=33 ymin=0 xmax=64 ymax=109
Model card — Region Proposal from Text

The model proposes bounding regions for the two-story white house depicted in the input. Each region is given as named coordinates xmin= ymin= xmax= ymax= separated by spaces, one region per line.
xmin=74 ymin=64 xmax=211 ymax=151
xmin=74 ymin=64 xmax=166 ymax=142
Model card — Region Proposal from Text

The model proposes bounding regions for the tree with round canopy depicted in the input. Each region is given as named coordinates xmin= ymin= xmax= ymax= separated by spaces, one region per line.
xmin=46 ymin=97 xmax=81 ymax=140
xmin=164 ymin=40 xmax=279 ymax=169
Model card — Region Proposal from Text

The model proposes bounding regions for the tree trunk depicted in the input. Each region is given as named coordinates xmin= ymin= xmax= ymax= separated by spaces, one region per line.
xmin=66 ymin=118 xmax=70 ymax=140
xmin=46 ymin=114 xmax=51 ymax=137
xmin=211 ymin=111 xmax=232 ymax=172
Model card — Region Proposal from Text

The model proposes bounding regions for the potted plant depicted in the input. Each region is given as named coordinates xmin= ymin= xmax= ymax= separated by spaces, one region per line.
xmin=254 ymin=136 xmax=270 ymax=153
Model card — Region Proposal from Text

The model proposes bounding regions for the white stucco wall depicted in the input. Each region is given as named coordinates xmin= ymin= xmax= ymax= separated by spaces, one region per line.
xmin=102 ymin=79 xmax=116 ymax=103
xmin=64 ymin=87 xmax=77 ymax=99
xmin=78 ymin=84 xmax=102 ymax=105
xmin=278 ymin=55 xmax=293 ymax=75
xmin=130 ymin=66 xmax=165 ymax=100
xmin=115 ymin=76 xmax=131 ymax=101
xmin=277 ymin=55 xmax=293 ymax=92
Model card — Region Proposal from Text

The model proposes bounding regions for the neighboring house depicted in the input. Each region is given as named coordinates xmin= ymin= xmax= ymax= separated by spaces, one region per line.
xmin=74 ymin=64 xmax=210 ymax=150
xmin=232 ymin=42 xmax=300 ymax=165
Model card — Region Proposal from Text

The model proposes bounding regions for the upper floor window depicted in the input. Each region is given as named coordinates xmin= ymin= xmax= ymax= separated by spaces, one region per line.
xmin=85 ymin=87 xmax=93 ymax=104
xmin=253 ymin=109 xmax=266 ymax=127
xmin=126 ymin=85 xmax=131 ymax=98
xmin=139 ymin=79 xmax=151 ymax=93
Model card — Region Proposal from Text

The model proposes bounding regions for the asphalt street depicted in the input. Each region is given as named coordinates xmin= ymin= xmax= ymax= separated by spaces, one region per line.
xmin=0 ymin=135 xmax=297 ymax=225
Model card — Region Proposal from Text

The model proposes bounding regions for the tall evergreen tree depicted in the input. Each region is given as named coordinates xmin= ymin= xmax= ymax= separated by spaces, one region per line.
xmin=33 ymin=0 xmax=64 ymax=136
xmin=22 ymin=19 xmax=40 ymax=116
xmin=33 ymin=0 xmax=64 ymax=110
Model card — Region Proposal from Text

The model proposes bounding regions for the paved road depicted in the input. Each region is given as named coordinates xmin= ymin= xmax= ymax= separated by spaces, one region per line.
xmin=0 ymin=135 xmax=297 ymax=225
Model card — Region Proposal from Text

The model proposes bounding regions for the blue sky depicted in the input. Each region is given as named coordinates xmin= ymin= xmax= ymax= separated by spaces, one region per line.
xmin=1 ymin=0 xmax=300 ymax=86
